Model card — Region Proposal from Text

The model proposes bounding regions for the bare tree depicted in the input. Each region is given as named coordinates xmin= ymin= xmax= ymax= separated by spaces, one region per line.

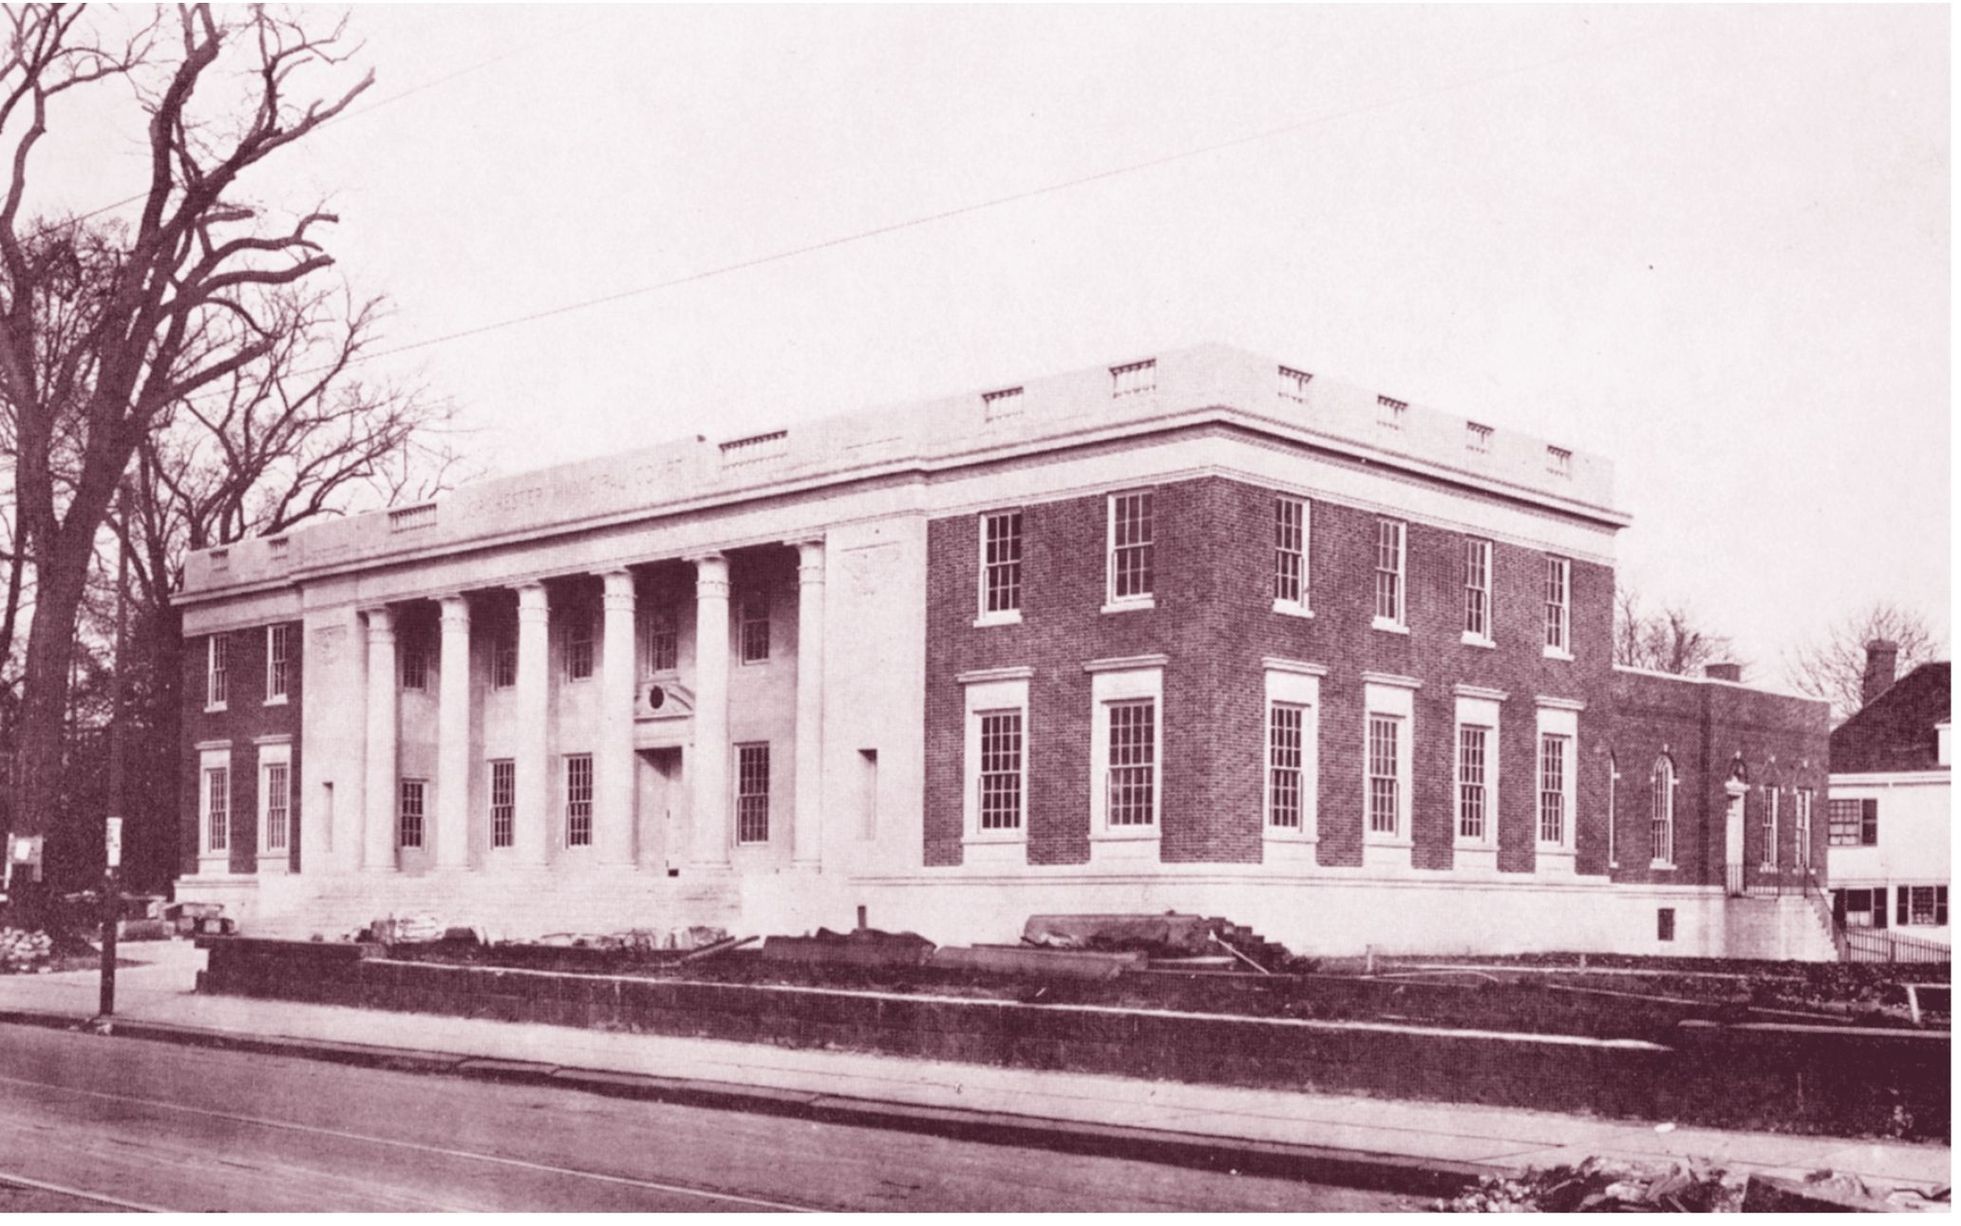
xmin=1784 ymin=601 xmax=1942 ymax=723
xmin=1613 ymin=586 xmax=1737 ymax=677
xmin=0 ymin=6 xmax=372 ymax=909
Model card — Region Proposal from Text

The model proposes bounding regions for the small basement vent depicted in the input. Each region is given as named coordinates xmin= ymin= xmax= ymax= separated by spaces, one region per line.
xmin=389 ymin=503 xmax=437 ymax=532
xmin=982 ymin=386 xmax=1024 ymax=419
xmin=721 ymin=429 xmax=788 ymax=464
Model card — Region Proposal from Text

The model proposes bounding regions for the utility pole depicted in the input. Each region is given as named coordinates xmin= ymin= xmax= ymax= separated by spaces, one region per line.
xmin=98 ymin=488 xmax=129 ymax=1019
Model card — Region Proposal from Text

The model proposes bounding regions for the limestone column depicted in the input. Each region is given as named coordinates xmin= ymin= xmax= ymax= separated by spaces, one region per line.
xmin=435 ymin=595 xmax=472 ymax=870
xmin=792 ymin=539 xmax=826 ymax=869
xmin=599 ymin=570 xmax=638 ymax=865
xmin=690 ymin=554 xmax=731 ymax=868
xmin=515 ymin=583 xmax=551 ymax=865
xmin=362 ymin=606 xmax=398 ymax=872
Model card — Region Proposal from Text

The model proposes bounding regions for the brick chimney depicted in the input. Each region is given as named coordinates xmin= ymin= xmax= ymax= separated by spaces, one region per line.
xmin=1862 ymin=639 xmax=1900 ymax=706
xmin=1704 ymin=661 xmax=1742 ymax=682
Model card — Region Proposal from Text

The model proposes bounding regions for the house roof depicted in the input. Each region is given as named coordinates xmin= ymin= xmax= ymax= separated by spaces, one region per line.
xmin=1830 ymin=662 xmax=1951 ymax=773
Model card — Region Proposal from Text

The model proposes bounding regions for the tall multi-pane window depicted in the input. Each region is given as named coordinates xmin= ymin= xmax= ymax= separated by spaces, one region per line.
xmin=981 ymin=511 xmax=1023 ymax=617
xmin=207 ymin=635 xmax=229 ymax=708
xmin=262 ymin=761 xmax=290 ymax=853
xmin=1463 ymin=539 xmax=1492 ymax=640
xmin=564 ymin=754 xmax=593 ymax=847
xmin=1651 ymin=756 xmax=1676 ymax=866
xmin=1607 ymin=753 xmax=1620 ymax=866
xmin=1794 ymin=788 xmax=1813 ymax=866
xmin=399 ymin=645 xmax=429 ymax=691
xmin=566 ymin=616 xmax=596 ymax=680
xmin=1538 ymin=734 xmax=1570 ymax=845
xmin=1367 ymin=716 xmax=1401 ymax=835
xmin=639 ymin=607 xmax=677 ymax=675
xmin=489 ymin=759 xmax=515 ymax=849
xmin=1267 ymin=703 xmax=1305 ymax=830
xmin=736 ymin=743 xmax=771 ymax=843
xmin=398 ymin=779 xmax=426 ymax=850
xmin=1107 ymin=491 xmax=1154 ymax=603
xmin=1544 ymin=556 xmax=1571 ymax=653
xmin=265 ymin=624 xmax=292 ymax=702
xmin=204 ymin=765 xmax=230 ymax=852
xmin=1273 ymin=496 xmax=1307 ymax=608
xmin=493 ymin=632 xmax=517 ymax=689
xmin=1760 ymin=788 xmax=1780 ymax=868
xmin=1106 ymin=700 xmax=1157 ymax=826
xmin=739 ymin=589 xmax=771 ymax=663
xmin=977 ymin=710 xmax=1024 ymax=831
xmin=1457 ymin=725 xmax=1490 ymax=840
xmin=1373 ymin=519 xmax=1406 ymax=626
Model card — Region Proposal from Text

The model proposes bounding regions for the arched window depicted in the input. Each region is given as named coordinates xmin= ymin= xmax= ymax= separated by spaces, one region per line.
xmin=1651 ymin=755 xmax=1676 ymax=867
xmin=1607 ymin=753 xmax=1620 ymax=868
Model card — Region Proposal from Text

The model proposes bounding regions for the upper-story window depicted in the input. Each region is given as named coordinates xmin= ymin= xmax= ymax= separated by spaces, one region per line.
xmin=1373 ymin=519 xmax=1406 ymax=630
xmin=265 ymin=624 xmax=292 ymax=703
xmin=1106 ymin=491 xmax=1154 ymax=607
xmin=739 ymin=588 xmax=771 ymax=664
xmin=1463 ymin=539 xmax=1492 ymax=643
xmin=979 ymin=511 xmax=1024 ymax=622
xmin=1544 ymin=556 xmax=1571 ymax=656
xmin=206 ymin=635 xmax=229 ymax=710
xmin=565 ymin=615 xmax=596 ymax=680
xmin=1278 ymin=365 xmax=1312 ymax=402
xmin=1110 ymin=359 xmax=1156 ymax=399
xmin=639 ymin=606 xmax=678 ymax=675
xmin=1466 ymin=422 xmax=1493 ymax=453
xmin=493 ymin=631 xmax=517 ymax=690
xmin=1376 ymin=395 xmax=1407 ymax=429
xmin=1547 ymin=446 xmax=1572 ymax=477
xmin=1828 ymin=797 xmax=1877 ymax=846
xmin=1272 ymin=495 xmax=1308 ymax=612
xmin=399 ymin=644 xmax=430 ymax=692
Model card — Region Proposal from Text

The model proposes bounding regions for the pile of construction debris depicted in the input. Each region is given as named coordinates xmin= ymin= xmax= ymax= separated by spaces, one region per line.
xmin=1434 ymin=1157 xmax=1951 ymax=1213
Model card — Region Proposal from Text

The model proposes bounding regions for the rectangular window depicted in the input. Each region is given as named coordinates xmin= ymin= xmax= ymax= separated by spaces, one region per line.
xmin=736 ymin=743 xmax=771 ymax=843
xmin=1457 ymin=724 xmax=1490 ymax=841
xmin=1538 ymin=733 xmax=1570 ymax=845
xmin=489 ymin=759 xmax=515 ymax=849
xmin=204 ymin=765 xmax=230 ymax=853
xmin=493 ymin=632 xmax=517 ymax=690
xmin=1828 ymin=797 xmax=1878 ymax=846
xmin=1657 ymin=908 xmax=1676 ymax=942
xmin=1794 ymin=788 xmax=1812 ymax=866
xmin=1111 ymin=359 xmax=1156 ymax=398
xmin=739 ymin=588 xmax=771 ymax=664
xmin=1544 ymin=556 xmax=1571 ymax=653
xmin=207 ymin=635 xmax=229 ymax=709
xmin=1377 ymin=395 xmax=1406 ymax=429
xmin=1466 ymin=422 xmax=1493 ymax=453
xmin=262 ymin=760 xmax=290 ymax=854
xmin=564 ymin=754 xmax=593 ymax=847
xmin=981 ymin=511 xmax=1024 ymax=617
xmin=566 ymin=616 xmax=596 ymax=680
xmin=1898 ymin=885 xmax=1948 ymax=927
xmin=639 ymin=606 xmax=678 ymax=675
xmin=1273 ymin=495 xmax=1307 ymax=608
xmin=1108 ymin=491 xmax=1154 ymax=603
xmin=398 ymin=779 xmax=426 ymax=850
xmin=1267 ymin=703 xmax=1305 ymax=830
xmin=1367 ymin=715 xmax=1401 ymax=835
xmin=1278 ymin=365 xmax=1312 ymax=402
xmin=1842 ymin=888 xmax=1880 ymax=928
xmin=1547 ymin=445 xmax=1572 ymax=477
xmin=1373 ymin=519 xmax=1405 ymax=626
xmin=265 ymin=624 xmax=292 ymax=702
xmin=1463 ymin=539 xmax=1492 ymax=640
xmin=399 ymin=646 xmax=429 ymax=692
xmin=977 ymin=710 xmax=1024 ymax=831
xmin=1760 ymin=789 xmax=1780 ymax=869
xmin=1105 ymin=700 xmax=1158 ymax=827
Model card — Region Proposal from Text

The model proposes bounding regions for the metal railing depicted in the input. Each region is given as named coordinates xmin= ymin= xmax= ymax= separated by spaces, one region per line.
xmin=1841 ymin=926 xmax=1952 ymax=964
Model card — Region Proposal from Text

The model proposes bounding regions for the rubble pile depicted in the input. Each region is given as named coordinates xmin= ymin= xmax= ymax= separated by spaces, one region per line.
xmin=1435 ymin=1157 xmax=1952 ymax=1213
xmin=0 ymin=927 xmax=53 ymax=973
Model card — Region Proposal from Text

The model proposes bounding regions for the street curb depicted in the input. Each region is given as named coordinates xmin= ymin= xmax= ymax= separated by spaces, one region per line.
xmin=0 ymin=1008 xmax=1492 ymax=1198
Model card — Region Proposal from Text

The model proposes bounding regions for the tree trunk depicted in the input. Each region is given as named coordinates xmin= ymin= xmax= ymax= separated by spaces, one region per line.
xmin=8 ymin=540 xmax=95 ymax=925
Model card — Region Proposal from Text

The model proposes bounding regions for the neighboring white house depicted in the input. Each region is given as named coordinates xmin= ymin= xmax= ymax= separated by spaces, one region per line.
xmin=1827 ymin=645 xmax=1950 ymax=947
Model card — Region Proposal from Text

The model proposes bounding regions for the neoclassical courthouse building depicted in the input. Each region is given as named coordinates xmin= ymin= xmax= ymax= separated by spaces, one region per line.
xmin=176 ymin=345 xmax=1834 ymax=957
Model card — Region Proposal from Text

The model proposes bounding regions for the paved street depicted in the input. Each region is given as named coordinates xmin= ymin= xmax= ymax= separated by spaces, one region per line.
xmin=0 ymin=1025 xmax=1410 ymax=1212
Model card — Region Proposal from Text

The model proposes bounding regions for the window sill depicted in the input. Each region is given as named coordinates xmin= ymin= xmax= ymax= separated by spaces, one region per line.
xmin=204 ymin=703 xmax=227 ymax=714
xmin=1090 ymin=826 xmax=1160 ymax=842
xmin=973 ymin=610 xmax=1023 ymax=628
xmin=263 ymin=695 xmax=289 ymax=707
xmin=1371 ymin=618 xmax=1409 ymax=635
xmin=1542 ymin=646 xmax=1575 ymax=662
xmin=1101 ymin=597 xmax=1156 ymax=615
xmin=1271 ymin=600 xmax=1314 ymax=620
xmin=1650 ymin=860 xmax=1676 ymax=871
xmin=1461 ymin=632 xmax=1495 ymax=650
xmin=1363 ymin=836 xmax=1414 ymax=849
xmin=1453 ymin=837 xmax=1498 ymax=851
xmin=1263 ymin=828 xmax=1317 ymax=844
xmin=963 ymin=831 xmax=1027 ymax=846
xmin=196 ymin=854 xmax=238 ymax=872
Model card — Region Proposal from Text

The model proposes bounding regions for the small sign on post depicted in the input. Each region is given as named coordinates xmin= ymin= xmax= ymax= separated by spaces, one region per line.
xmin=105 ymin=817 xmax=122 ymax=869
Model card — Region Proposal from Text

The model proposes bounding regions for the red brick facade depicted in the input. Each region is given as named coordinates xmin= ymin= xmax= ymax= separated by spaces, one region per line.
xmin=180 ymin=622 xmax=303 ymax=876
xmin=925 ymin=475 xmax=1825 ymax=886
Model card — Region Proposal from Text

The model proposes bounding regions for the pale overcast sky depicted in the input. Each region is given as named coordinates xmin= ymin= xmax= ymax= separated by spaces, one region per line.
xmin=47 ymin=5 xmax=1952 ymax=689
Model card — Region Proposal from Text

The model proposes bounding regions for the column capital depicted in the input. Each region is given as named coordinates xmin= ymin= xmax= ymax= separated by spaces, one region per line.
xmin=516 ymin=582 xmax=550 ymax=621
xmin=438 ymin=594 xmax=471 ymax=628
xmin=691 ymin=552 xmax=730 ymax=600
xmin=602 ymin=569 xmax=636 ymax=610
xmin=364 ymin=605 xmax=396 ymax=637
xmin=793 ymin=538 xmax=826 ymax=584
